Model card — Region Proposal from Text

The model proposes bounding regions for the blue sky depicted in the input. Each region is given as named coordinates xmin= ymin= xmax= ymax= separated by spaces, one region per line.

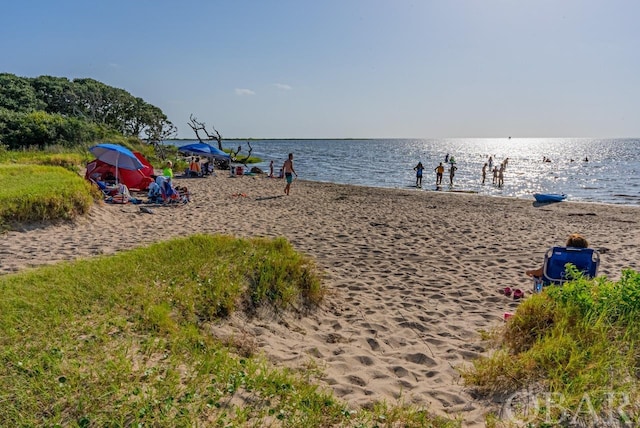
xmin=1 ymin=0 xmax=639 ymax=139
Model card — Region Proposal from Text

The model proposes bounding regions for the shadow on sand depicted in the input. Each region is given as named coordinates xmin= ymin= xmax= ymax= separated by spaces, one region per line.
xmin=533 ymin=200 xmax=564 ymax=208
xmin=255 ymin=195 xmax=285 ymax=201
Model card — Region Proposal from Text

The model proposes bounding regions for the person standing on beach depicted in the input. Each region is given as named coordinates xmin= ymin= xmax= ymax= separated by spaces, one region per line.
xmin=492 ymin=166 xmax=498 ymax=185
xmin=449 ymin=163 xmax=457 ymax=186
xmin=163 ymin=161 xmax=174 ymax=179
xmin=482 ymin=163 xmax=488 ymax=184
xmin=434 ymin=162 xmax=444 ymax=185
xmin=269 ymin=160 xmax=274 ymax=178
xmin=413 ymin=161 xmax=425 ymax=187
xmin=282 ymin=153 xmax=298 ymax=195
xmin=498 ymin=163 xmax=505 ymax=187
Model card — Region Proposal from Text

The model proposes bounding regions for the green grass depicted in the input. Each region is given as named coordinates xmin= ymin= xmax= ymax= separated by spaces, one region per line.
xmin=0 ymin=164 xmax=99 ymax=230
xmin=0 ymin=234 xmax=459 ymax=427
xmin=0 ymin=137 xmax=166 ymax=170
xmin=0 ymin=149 xmax=90 ymax=172
xmin=462 ymin=267 xmax=640 ymax=426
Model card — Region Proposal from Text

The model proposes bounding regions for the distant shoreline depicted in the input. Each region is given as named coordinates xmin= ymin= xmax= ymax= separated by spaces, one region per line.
xmin=167 ymin=136 xmax=640 ymax=141
xmin=166 ymin=138 xmax=383 ymax=142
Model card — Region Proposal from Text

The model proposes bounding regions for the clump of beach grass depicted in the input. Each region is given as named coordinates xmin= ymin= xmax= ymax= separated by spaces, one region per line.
xmin=0 ymin=234 xmax=459 ymax=427
xmin=0 ymin=149 xmax=90 ymax=171
xmin=0 ymin=164 xmax=98 ymax=231
xmin=462 ymin=267 xmax=640 ymax=426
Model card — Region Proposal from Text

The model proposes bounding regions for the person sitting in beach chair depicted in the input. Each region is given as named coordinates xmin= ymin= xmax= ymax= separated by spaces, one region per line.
xmin=147 ymin=177 xmax=163 ymax=203
xmin=163 ymin=183 xmax=189 ymax=204
xmin=188 ymin=157 xmax=202 ymax=177
xmin=154 ymin=175 xmax=188 ymax=204
xmin=150 ymin=175 xmax=174 ymax=203
xmin=105 ymin=183 xmax=132 ymax=204
xmin=88 ymin=175 xmax=121 ymax=199
xmin=526 ymin=233 xmax=600 ymax=292
xmin=158 ymin=175 xmax=175 ymax=202
xmin=201 ymin=159 xmax=212 ymax=176
xmin=100 ymin=171 xmax=117 ymax=185
xmin=175 ymin=185 xmax=191 ymax=203
xmin=89 ymin=176 xmax=111 ymax=194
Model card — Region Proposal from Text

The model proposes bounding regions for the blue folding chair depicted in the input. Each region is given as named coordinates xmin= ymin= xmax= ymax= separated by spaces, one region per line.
xmin=539 ymin=246 xmax=600 ymax=288
xmin=88 ymin=178 xmax=115 ymax=198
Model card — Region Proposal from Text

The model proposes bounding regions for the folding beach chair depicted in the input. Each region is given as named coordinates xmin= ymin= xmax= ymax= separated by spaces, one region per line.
xmin=536 ymin=246 xmax=600 ymax=290
xmin=88 ymin=177 xmax=116 ymax=198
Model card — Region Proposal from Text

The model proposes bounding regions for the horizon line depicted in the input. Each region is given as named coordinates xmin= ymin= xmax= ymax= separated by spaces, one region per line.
xmin=167 ymin=136 xmax=640 ymax=141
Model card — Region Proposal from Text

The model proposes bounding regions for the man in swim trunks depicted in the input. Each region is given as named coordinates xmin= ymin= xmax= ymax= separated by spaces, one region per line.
xmin=449 ymin=163 xmax=457 ymax=185
xmin=434 ymin=162 xmax=444 ymax=185
xmin=282 ymin=152 xmax=298 ymax=195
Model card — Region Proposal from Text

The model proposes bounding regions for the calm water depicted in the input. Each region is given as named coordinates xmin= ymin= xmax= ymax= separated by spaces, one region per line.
xmin=170 ymin=138 xmax=640 ymax=206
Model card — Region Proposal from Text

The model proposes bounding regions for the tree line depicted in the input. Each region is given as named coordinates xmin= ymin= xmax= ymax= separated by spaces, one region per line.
xmin=0 ymin=73 xmax=176 ymax=149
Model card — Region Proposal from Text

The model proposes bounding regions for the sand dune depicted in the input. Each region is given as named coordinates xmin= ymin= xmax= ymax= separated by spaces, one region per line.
xmin=3 ymin=172 xmax=639 ymax=426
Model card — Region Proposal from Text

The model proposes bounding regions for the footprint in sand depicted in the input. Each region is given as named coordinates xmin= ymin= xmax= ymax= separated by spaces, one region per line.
xmin=346 ymin=375 xmax=367 ymax=387
xmin=424 ymin=370 xmax=440 ymax=379
xmin=356 ymin=355 xmax=375 ymax=366
xmin=391 ymin=366 xmax=409 ymax=378
xmin=325 ymin=333 xmax=344 ymax=344
xmin=397 ymin=379 xmax=414 ymax=389
xmin=405 ymin=352 xmax=437 ymax=367
xmin=366 ymin=338 xmax=380 ymax=351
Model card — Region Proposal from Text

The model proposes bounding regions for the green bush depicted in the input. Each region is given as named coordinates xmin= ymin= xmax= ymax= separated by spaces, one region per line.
xmin=0 ymin=108 xmax=109 ymax=149
xmin=463 ymin=269 xmax=640 ymax=425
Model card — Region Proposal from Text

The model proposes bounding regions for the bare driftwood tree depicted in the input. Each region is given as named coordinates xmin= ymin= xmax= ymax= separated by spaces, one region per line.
xmin=187 ymin=114 xmax=254 ymax=166
xmin=188 ymin=114 xmax=222 ymax=150
xmin=230 ymin=142 xmax=254 ymax=166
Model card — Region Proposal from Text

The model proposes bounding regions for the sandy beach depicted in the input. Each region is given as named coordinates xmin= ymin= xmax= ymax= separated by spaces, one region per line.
xmin=3 ymin=172 xmax=639 ymax=426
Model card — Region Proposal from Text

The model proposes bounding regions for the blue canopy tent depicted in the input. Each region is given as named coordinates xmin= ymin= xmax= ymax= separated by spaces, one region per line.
xmin=178 ymin=143 xmax=231 ymax=161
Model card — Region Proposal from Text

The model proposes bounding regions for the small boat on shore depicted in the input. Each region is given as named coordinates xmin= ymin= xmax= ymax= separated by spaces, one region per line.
xmin=533 ymin=193 xmax=567 ymax=203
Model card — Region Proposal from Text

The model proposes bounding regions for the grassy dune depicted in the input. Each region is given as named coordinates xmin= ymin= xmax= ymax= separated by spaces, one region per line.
xmin=0 ymin=164 xmax=99 ymax=230
xmin=0 ymin=235 xmax=458 ymax=427
xmin=463 ymin=267 xmax=640 ymax=426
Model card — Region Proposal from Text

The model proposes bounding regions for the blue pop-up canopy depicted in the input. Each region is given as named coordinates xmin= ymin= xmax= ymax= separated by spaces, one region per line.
xmin=179 ymin=143 xmax=230 ymax=161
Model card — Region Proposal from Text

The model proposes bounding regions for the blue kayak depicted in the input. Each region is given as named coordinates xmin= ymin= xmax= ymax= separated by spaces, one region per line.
xmin=534 ymin=193 xmax=567 ymax=203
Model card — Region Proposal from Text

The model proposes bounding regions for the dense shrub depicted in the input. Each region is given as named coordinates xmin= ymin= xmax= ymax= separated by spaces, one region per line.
xmin=0 ymin=108 xmax=109 ymax=149
xmin=0 ymin=73 xmax=176 ymax=149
